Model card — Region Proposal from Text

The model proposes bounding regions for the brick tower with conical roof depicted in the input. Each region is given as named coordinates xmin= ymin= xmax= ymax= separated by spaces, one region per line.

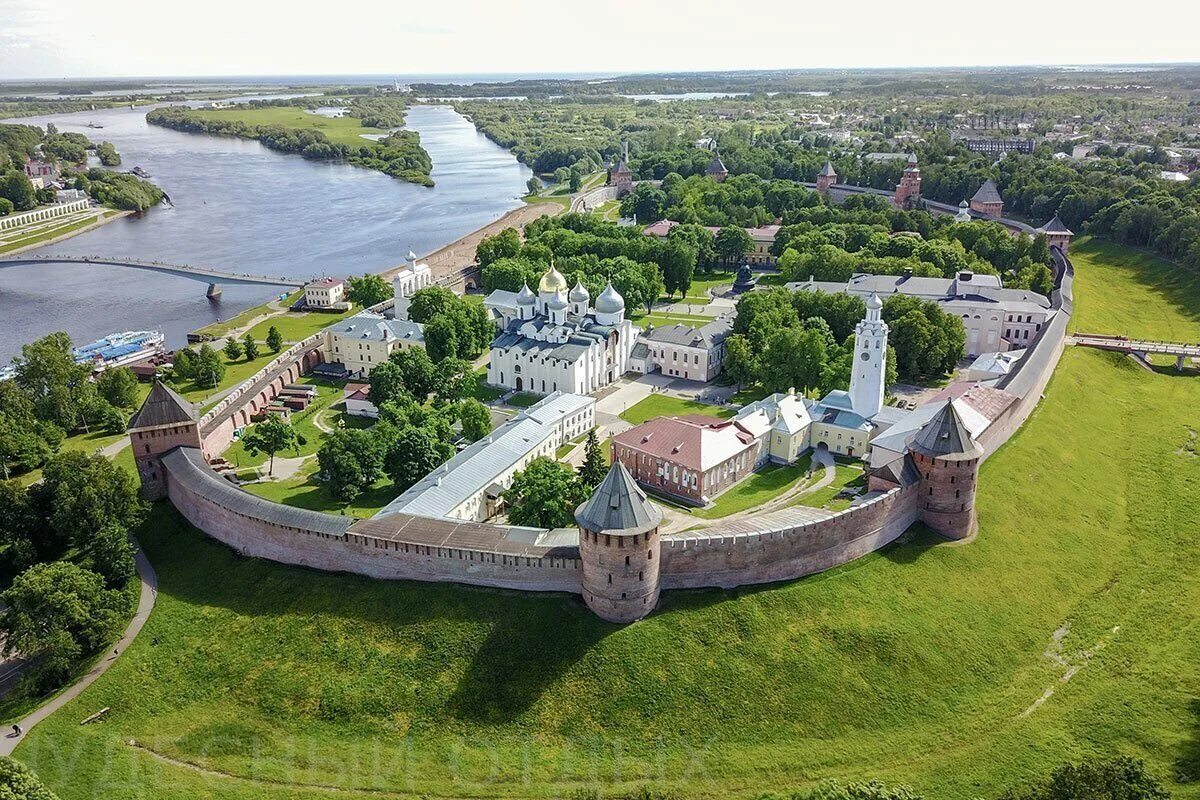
xmin=894 ymin=154 xmax=922 ymax=209
xmin=575 ymin=461 xmax=664 ymax=622
xmin=127 ymin=381 xmax=203 ymax=501
xmin=911 ymin=399 xmax=983 ymax=540
xmin=816 ymin=160 xmax=838 ymax=196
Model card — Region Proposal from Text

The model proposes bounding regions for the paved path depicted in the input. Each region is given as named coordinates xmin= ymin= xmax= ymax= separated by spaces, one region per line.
xmin=0 ymin=545 xmax=157 ymax=756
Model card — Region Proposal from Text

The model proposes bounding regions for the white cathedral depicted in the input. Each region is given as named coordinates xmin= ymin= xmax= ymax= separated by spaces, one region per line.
xmin=484 ymin=264 xmax=638 ymax=396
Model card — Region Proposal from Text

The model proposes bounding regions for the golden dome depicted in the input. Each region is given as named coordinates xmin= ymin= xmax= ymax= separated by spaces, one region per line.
xmin=538 ymin=264 xmax=568 ymax=294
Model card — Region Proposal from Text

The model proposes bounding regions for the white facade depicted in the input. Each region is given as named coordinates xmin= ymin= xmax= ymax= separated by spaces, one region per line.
xmin=850 ymin=294 xmax=888 ymax=419
xmin=635 ymin=318 xmax=732 ymax=382
xmin=392 ymin=249 xmax=433 ymax=321
xmin=485 ymin=266 xmax=638 ymax=396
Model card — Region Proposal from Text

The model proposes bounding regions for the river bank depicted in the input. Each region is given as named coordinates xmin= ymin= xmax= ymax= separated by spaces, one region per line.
xmin=0 ymin=208 xmax=132 ymax=257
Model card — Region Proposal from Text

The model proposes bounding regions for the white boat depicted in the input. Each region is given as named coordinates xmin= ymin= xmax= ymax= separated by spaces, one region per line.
xmin=73 ymin=330 xmax=166 ymax=371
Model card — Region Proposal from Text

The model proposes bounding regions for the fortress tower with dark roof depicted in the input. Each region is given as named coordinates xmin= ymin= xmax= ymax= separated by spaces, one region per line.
xmin=912 ymin=399 xmax=983 ymax=540
xmin=127 ymin=382 xmax=203 ymax=501
xmin=894 ymin=154 xmax=922 ymax=210
xmin=575 ymin=462 xmax=664 ymax=622
xmin=816 ymin=160 xmax=838 ymax=196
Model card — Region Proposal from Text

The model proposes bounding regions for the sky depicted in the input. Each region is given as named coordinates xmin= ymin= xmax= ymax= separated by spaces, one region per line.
xmin=1 ymin=0 xmax=1197 ymax=81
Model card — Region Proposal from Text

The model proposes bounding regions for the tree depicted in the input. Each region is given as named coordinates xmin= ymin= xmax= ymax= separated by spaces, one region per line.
xmin=13 ymin=332 xmax=93 ymax=431
xmin=0 ymin=169 xmax=36 ymax=212
xmin=620 ymin=183 xmax=666 ymax=222
xmin=503 ymin=457 xmax=583 ymax=529
xmin=569 ymin=168 xmax=583 ymax=192
xmin=762 ymin=327 xmax=827 ymax=394
xmin=393 ymin=348 xmax=437 ymax=397
xmin=424 ymin=316 xmax=459 ymax=363
xmin=435 ymin=357 xmax=473 ymax=403
xmin=722 ymin=334 xmax=758 ymax=390
xmin=193 ymin=344 xmax=226 ymax=389
xmin=95 ymin=366 xmax=140 ymax=409
xmin=368 ymin=359 xmax=407 ymax=406
xmin=384 ymin=426 xmax=452 ymax=491
xmin=999 ymin=757 xmax=1169 ymax=800
xmin=318 ymin=428 xmax=384 ymax=502
xmin=476 ymin=227 xmax=521 ymax=268
xmin=266 ymin=325 xmax=284 ymax=353
xmin=222 ymin=337 xmax=243 ymax=362
xmin=1 ymin=562 xmax=125 ymax=688
xmin=346 ymin=274 xmax=391 ymax=308
xmin=39 ymin=451 xmax=142 ymax=551
xmin=0 ymin=755 xmax=63 ymax=800
xmin=241 ymin=333 xmax=259 ymax=362
xmin=526 ymin=176 xmax=541 ymax=195
xmin=239 ymin=415 xmax=300 ymax=475
xmin=90 ymin=524 xmax=136 ymax=589
xmin=96 ymin=401 xmax=127 ymax=435
xmin=715 ymin=226 xmax=753 ymax=265
xmin=406 ymin=286 xmax=458 ymax=324
xmin=660 ymin=240 xmax=697 ymax=299
xmin=458 ymin=398 xmax=492 ymax=442
xmin=171 ymin=347 xmax=196 ymax=380
xmin=578 ymin=429 xmax=606 ymax=489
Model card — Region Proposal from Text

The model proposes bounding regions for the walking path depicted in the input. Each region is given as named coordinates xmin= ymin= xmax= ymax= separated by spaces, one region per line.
xmin=0 ymin=545 xmax=157 ymax=756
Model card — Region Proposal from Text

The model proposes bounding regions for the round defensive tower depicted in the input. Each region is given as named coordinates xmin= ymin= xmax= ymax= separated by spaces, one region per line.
xmin=575 ymin=462 xmax=664 ymax=623
xmin=911 ymin=399 xmax=984 ymax=540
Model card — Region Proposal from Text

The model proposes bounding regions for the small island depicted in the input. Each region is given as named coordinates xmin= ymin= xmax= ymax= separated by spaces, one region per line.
xmin=146 ymin=99 xmax=435 ymax=187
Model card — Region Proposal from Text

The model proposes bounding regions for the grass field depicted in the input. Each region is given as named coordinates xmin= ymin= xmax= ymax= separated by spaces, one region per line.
xmin=619 ymin=394 xmax=735 ymax=425
xmin=10 ymin=239 xmax=1200 ymax=799
xmin=0 ymin=210 xmax=116 ymax=255
xmin=191 ymin=107 xmax=390 ymax=149
xmin=1069 ymin=236 xmax=1200 ymax=340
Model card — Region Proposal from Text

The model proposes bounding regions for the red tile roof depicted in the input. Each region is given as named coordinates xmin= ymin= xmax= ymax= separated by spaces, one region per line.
xmin=613 ymin=415 xmax=756 ymax=472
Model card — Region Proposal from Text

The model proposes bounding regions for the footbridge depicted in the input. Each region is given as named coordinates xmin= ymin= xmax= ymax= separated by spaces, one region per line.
xmin=0 ymin=255 xmax=306 ymax=298
xmin=1071 ymin=333 xmax=1200 ymax=371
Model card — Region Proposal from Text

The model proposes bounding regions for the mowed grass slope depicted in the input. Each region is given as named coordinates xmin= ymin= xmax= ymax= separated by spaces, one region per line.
xmin=190 ymin=106 xmax=390 ymax=148
xmin=12 ymin=240 xmax=1200 ymax=799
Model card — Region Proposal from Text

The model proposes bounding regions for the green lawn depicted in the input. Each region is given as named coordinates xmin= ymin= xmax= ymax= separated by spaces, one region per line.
xmin=1069 ymin=236 xmax=1200 ymax=341
xmin=692 ymin=457 xmax=815 ymax=519
xmin=168 ymin=349 xmax=294 ymax=409
xmin=239 ymin=460 xmax=400 ymax=519
xmin=195 ymin=292 xmax=301 ymax=340
xmin=11 ymin=240 xmax=1200 ymax=799
xmin=631 ymin=311 xmax=715 ymax=329
xmin=0 ymin=211 xmax=115 ymax=255
xmin=220 ymin=379 xmax=343 ymax=471
xmin=791 ymin=463 xmax=866 ymax=511
xmin=619 ymin=394 xmax=735 ymax=426
xmin=243 ymin=308 xmax=355 ymax=345
xmin=506 ymin=391 xmax=543 ymax=408
xmin=191 ymin=106 xmax=390 ymax=148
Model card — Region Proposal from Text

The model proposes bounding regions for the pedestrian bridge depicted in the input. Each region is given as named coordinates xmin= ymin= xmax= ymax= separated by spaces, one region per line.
xmin=0 ymin=255 xmax=306 ymax=298
xmin=1071 ymin=333 xmax=1200 ymax=371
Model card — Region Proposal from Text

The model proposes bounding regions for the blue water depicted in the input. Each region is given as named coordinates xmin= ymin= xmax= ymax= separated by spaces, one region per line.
xmin=0 ymin=104 xmax=532 ymax=360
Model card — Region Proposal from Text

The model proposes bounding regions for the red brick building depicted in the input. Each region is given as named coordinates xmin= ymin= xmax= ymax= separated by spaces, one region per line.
xmin=969 ymin=179 xmax=1004 ymax=218
xmin=611 ymin=415 xmax=761 ymax=505
xmin=894 ymin=154 xmax=921 ymax=209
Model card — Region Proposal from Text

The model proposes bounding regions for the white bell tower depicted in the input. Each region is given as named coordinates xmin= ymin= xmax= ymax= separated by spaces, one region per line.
xmin=849 ymin=293 xmax=888 ymax=419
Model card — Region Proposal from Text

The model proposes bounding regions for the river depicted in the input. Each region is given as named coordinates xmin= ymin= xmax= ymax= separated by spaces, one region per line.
xmin=0 ymin=103 xmax=532 ymax=360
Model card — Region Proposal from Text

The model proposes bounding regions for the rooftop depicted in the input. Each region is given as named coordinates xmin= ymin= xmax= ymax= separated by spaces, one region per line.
xmin=327 ymin=311 xmax=424 ymax=344
xmin=575 ymin=462 xmax=662 ymax=536
xmin=376 ymin=392 xmax=595 ymax=521
xmin=128 ymin=382 xmax=197 ymax=430
xmin=613 ymin=415 xmax=757 ymax=472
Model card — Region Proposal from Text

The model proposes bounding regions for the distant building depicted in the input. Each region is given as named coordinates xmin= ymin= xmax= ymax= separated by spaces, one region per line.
xmin=894 ymin=154 xmax=921 ymax=209
xmin=954 ymin=200 xmax=973 ymax=223
xmin=322 ymin=311 xmax=425 ymax=378
xmin=816 ymin=160 xmax=838 ymax=196
xmin=787 ymin=271 xmax=1053 ymax=357
xmin=969 ymin=179 xmax=1004 ymax=219
xmin=864 ymin=152 xmax=911 ymax=163
xmin=23 ymin=158 xmax=56 ymax=189
xmin=379 ymin=392 xmax=595 ymax=522
xmin=304 ymin=277 xmax=347 ymax=309
xmin=641 ymin=219 xmax=781 ymax=265
xmin=967 ymin=349 xmax=1026 ymax=382
xmin=54 ymin=188 xmax=88 ymax=203
xmin=706 ymin=152 xmax=729 ymax=183
xmin=392 ymin=249 xmax=432 ymax=321
xmin=610 ymin=141 xmax=634 ymax=196
xmin=630 ymin=317 xmax=732 ymax=382
xmin=964 ymin=138 xmax=1035 ymax=156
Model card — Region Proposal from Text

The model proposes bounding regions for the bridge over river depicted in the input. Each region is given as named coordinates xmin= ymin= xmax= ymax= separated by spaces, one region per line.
xmin=0 ymin=255 xmax=306 ymax=298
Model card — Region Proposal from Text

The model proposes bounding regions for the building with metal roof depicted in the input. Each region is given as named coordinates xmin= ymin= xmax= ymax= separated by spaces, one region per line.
xmin=376 ymin=391 xmax=595 ymax=523
xmin=321 ymin=311 xmax=425 ymax=378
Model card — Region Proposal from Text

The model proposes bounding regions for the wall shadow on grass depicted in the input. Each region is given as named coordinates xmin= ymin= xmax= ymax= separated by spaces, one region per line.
xmin=1178 ymin=697 xmax=1200 ymax=785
